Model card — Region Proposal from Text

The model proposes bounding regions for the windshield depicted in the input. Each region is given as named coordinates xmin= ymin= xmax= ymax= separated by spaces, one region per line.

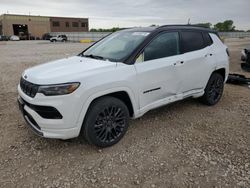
xmin=82 ymin=31 xmax=150 ymax=62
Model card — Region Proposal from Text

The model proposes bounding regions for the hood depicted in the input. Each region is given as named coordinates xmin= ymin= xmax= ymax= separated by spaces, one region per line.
xmin=22 ymin=56 xmax=116 ymax=85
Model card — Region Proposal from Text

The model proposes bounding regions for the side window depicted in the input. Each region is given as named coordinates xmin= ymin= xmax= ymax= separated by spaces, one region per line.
xmin=203 ymin=32 xmax=213 ymax=46
xmin=181 ymin=31 xmax=204 ymax=53
xmin=143 ymin=32 xmax=180 ymax=62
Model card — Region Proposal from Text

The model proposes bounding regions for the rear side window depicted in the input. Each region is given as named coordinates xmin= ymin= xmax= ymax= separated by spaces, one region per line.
xmin=203 ymin=32 xmax=213 ymax=46
xmin=181 ymin=31 xmax=204 ymax=53
xmin=144 ymin=32 xmax=180 ymax=61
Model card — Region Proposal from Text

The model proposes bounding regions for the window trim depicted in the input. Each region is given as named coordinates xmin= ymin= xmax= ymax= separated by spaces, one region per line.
xmin=179 ymin=30 xmax=206 ymax=54
xmin=134 ymin=30 xmax=181 ymax=63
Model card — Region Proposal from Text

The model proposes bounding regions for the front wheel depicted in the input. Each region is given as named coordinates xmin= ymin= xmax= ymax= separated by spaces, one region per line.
xmin=82 ymin=97 xmax=129 ymax=147
xmin=200 ymin=73 xmax=224 ymax=106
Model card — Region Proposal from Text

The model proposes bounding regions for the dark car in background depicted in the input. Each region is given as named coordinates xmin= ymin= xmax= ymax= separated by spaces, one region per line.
xmin=241 ymin=48 xmax=250 ymax=63
xmin=42 ymin=33 xmax=52 ymax=40
xmin=241 ymin=48 xmax=250 ymax=71
xmin=0 ymin=35 xmax=9 ymax=41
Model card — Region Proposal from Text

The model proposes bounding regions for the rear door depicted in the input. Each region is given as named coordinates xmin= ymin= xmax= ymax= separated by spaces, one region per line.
xmin=134 ymin=31 xmax=182 ymax=109
xmin=177 ymin=31 xmax=214 ymax=93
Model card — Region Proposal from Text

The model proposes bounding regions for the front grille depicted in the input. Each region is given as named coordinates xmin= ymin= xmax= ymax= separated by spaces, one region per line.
xmin=20 ymin=77 xmax=39 ymax=98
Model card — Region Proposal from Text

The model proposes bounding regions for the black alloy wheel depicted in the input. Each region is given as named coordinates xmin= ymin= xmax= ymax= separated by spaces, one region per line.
xmin=94 ymin=106 xmax=126 ymax=143
xmin=83 ymin=96 xmax=129 ymax=147
xmin=200 ymin=73 xmax=224 ymax=106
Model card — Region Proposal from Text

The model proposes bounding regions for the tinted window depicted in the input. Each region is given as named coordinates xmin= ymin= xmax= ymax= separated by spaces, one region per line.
xmin=144 ymin=32 xmax=180 ymax=61
xmin=181 ymin=31 xmax=204 ymax=53
xmin=203 ymin=32 xmax=213 ymax=46
xmin=52 ymin=21 xmax=60 ymax=27
xmin=81 ymin=23 xmax=87 ymax=27
xmin=72 ymin=22 xmax=79 ymax=27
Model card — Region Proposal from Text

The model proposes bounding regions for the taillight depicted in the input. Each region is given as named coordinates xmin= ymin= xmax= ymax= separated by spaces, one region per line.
xmin=226 ymin=48 xmax=230 ymax=57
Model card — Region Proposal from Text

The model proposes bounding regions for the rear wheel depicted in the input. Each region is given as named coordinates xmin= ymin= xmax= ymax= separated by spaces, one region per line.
xmin=82 ymin=97 xmax=129 ymax=147
xmin=200 ymin=73 xmax=224 ymax=106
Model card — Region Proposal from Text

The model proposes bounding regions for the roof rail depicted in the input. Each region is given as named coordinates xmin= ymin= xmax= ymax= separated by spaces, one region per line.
xmin=158 ymin=24 xmax=210 ymax=29
xmin=157 ymin=24 xmax=216 ymax=33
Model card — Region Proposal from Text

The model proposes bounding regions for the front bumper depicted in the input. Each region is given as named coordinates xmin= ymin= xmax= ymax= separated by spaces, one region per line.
xmin=18 ymin=97 xmax=43 ymax=136
xmin=17 ymin=85 xmax=83 ymax=139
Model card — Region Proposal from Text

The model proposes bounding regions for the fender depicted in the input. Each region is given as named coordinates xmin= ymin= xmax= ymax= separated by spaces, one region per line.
xmin=215 ymin=65 xmax=229 ymax=82
xmin=76 ymin=86 xmax=139 ymax=128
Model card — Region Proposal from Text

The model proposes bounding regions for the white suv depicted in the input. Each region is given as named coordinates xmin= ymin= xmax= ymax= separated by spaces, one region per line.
xmin=18 ymin=25 xmax=229 ymax=147
xmin=50 ymin=35 xmax=67 ymax=42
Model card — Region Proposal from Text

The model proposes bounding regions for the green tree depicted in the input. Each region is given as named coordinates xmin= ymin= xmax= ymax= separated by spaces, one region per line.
xmin=214 ymin=20 xmax=235 ymax=32
xmin=193 ymin=23 xmax=212 ymax=29
xmin=90 ymin=27 xmax=121 ymax=32
xmin=90 ymin=28 xmax=97 ymax=32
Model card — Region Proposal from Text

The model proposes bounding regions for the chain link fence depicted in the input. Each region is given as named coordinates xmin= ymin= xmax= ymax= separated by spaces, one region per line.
xmin=50 ymin=32 xmax=250 ymax=42
xmin=219 ymin=32 xmax=250 ymax=38
xmin=50 ymin=32 xmax=111 ymax=42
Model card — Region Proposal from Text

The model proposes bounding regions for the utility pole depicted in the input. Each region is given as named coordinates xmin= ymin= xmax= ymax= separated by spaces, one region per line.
xmin=188 ymin=18 xmax=191 ymax=25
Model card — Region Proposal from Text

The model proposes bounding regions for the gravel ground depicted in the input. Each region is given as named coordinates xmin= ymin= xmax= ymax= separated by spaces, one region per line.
xmin=0 ymin=39 xmax=249 ymax=187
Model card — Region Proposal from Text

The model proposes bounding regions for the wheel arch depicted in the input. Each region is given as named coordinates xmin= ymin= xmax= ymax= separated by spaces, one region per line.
xmin=77 ymin=87 xmax=138 ymax=133
xmin=89 ymin=91 xmax=135 ymax=117
xmin=213 ymin=68 xmax=226 ymax=81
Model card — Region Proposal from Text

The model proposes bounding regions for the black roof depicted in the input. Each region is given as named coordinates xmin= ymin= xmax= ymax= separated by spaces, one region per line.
xmin=122 ymin=25 xmax=217 ymax=33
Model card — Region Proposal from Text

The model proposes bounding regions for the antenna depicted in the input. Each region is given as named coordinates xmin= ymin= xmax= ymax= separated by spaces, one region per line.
xmin=187 ymin=18 xmax=191 ymax=25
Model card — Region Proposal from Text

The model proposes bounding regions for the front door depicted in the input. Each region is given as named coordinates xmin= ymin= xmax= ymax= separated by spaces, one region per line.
xmin=134 ymin=32 xmax=182 ymax=109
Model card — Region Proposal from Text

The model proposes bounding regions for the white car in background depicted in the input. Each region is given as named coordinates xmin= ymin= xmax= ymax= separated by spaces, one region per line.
xmin=50 ymin=35 xmax=67 ymax=42
xmin=18 ymin=25 xmax=229 ymax=147
xmin=10 ymin=35 xmax=20 ymax=41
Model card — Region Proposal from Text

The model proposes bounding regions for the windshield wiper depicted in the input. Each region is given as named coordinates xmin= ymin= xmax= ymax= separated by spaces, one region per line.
xmin=83 ymin=54 xmax=105 ymax=60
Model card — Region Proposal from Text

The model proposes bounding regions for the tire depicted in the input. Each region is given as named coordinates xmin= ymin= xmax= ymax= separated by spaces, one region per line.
xmin=82 ymin=96 xmax=129 ymax=147
xmin=200 ymin=73 xmax=224 ymax=106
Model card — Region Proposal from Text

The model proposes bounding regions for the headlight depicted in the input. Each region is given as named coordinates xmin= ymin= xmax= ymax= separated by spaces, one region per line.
xmin=38 ymin=82 xmax=80 ymax=96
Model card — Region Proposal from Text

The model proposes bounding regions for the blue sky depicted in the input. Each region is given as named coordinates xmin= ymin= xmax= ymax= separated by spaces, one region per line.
xmin=0 ymin=0 xmax=249 ymax=30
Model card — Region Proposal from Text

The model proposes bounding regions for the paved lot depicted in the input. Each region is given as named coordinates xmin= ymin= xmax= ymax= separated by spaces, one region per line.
xmin=0 ymin=39 xmax=250 ymax=187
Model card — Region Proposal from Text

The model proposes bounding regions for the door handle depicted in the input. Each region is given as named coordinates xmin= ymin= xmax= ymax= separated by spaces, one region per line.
xmin=174 ymin=61 xmax=184 ymax=66
xmin=205 ymin=53 xmax=213 ymax=57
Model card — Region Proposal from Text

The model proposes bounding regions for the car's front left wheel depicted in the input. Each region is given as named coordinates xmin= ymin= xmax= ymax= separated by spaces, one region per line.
xmin=82 ymin=96 xmax=129 ymax=147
